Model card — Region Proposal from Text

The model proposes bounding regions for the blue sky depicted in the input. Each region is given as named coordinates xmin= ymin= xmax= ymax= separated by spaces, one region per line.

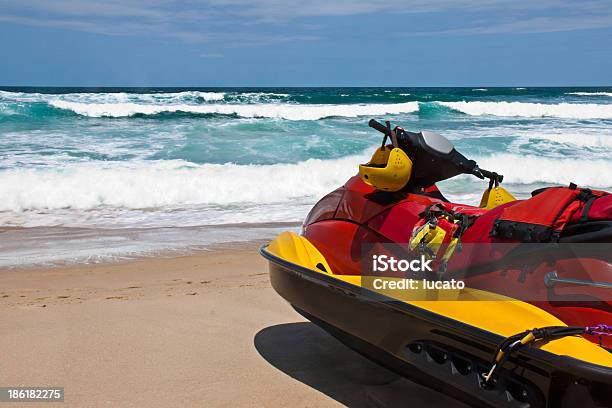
xmin=1 ymin=0 xmax=611 ymax=86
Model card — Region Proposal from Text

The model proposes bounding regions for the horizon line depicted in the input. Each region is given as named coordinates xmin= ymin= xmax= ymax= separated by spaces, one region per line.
xmin=2 ymin=85 xmax=612 ymax=89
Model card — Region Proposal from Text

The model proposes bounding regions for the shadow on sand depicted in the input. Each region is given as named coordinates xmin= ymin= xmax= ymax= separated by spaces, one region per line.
xmin=254 ymin=322 xmax=468 ymax=407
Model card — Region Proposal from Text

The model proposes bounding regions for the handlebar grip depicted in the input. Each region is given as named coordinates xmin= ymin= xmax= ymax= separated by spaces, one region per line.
xmin=368 ymin=119 xmax=392 ymax=136
xmin=476 ymin=167 xmax=504 ymax=183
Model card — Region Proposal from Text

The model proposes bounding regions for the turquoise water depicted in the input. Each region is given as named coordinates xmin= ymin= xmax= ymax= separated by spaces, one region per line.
xmin=1 ymin=87 xmax=611 ymax=265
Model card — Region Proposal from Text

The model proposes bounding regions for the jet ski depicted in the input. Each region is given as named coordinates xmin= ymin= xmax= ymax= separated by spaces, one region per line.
xmin=260 ymin=119 xmax=612 ymax=408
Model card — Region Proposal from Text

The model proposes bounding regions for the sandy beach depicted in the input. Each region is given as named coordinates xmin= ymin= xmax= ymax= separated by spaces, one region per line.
xmin=0 ymin=241 xmax=467 ymax=407
xmin=2 ymin=0 xmax=612 ymax=404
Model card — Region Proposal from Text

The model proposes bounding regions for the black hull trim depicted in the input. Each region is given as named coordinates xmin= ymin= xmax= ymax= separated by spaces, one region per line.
xmin=261 ymin=246 xmax=612 ymax=408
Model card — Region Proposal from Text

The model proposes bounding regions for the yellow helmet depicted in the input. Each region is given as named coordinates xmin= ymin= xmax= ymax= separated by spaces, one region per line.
xmin=359 ymin=145 xmax=413 ymax=192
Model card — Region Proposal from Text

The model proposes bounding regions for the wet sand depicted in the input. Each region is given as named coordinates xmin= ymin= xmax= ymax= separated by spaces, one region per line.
xmin=0 ymin=242 xmax=467 ymax=407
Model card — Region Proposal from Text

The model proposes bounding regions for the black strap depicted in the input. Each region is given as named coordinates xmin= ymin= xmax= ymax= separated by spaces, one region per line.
xmin=580 ymin=195 xmax=598 ymax=223
xmin=454 ymin=214 xmax=475 ymax=239
xmin=420 ymin=204 xmax=455 ymax=222
xmin=380 ymin=134 xmax=388 ymax=149
xmin=483 ymin=325 xmax=592 ymax=386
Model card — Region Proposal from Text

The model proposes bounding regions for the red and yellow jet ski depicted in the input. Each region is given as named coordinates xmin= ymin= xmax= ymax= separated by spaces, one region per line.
xmin=260 ymin=119 xmax=612 ymax=408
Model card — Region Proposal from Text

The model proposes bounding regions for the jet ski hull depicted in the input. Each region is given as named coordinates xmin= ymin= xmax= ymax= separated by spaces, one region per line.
xmin=302 ymin=177 xmax=612 ymax=348
xmin=261 ymin=242 xmax=612 ymax=408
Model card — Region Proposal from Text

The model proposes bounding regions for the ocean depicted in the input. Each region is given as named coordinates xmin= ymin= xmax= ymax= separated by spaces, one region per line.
xmin=1 ymin=87 xmax=611 ymax=266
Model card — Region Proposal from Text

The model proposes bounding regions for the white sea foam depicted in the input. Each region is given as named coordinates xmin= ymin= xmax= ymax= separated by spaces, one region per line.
xmin=49 ymin=100 xmax=420 ymax=120
xmin=60 ymin=91 xmax=226 ymax=103
xmin=0 ymin=224 xmax=297 ymax=267
xmin=1 ymin=152 xmax=609 ymax=215
xmin=521 ymin=132 xmax=612 ymax=148
xmin=175 ymin=91 xmax=225 ymax=101
xmin=48 ymin=98 xmax=612 ymax=120
xmin=239 ymin=92 xmax=289 ymax=97
xmin=475 ymin=154 xmax=612 ymax=187
xmin=0 ymin=90 xmax=226 ymax=103
xmin=6 ymin=90 xmax=612 ymax=120
xmin=566 ymin=92 xmax=612 ymax=97
xmin=0 ymin=156 xmax=367 ymax=212
xmin=472 ymin=88 xmax=488 ymax=91
xmin=439 ymin=101 xmax=612 ymax=119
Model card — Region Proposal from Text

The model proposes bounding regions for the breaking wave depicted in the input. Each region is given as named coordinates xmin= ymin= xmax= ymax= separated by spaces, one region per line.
xmin=48 ymin=100 xmax=420 ymax=120
xmin=0 ymin=90 xmax=226 ymax=103
xmin=3 ymin=89 xmax=612 ymax=120
xmin=438 ymin=101 xmax=612 ymax=119
xmin=1 ymin=152 xmax=610 ymax=213
xmin=566 ymin=92 xmax=612 ymax=97
xmin=38 ymin=99 xmax=612 ymax=120
xmin=476 ymin=154 xmax=612 ymax=187
xmin=0 ymin=156 xmax=366 ymax=212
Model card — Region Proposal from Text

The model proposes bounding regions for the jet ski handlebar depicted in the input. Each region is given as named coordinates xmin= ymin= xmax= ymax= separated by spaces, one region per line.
xmin=369 ymin=118 xmax=504 ymax=183
xmin=368 ymin=119 xmax=392 ymax=136
xmin=473 ymin=166 xmax=504 ymax=183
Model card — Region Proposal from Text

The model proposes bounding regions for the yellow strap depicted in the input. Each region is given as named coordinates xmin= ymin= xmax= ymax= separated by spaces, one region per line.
xmin=410 ymin=221 xmax=449 ymax=259
xmin=494 ymin=332 xmax=536 ymax=363
xmin=423 ymin=226 xmax=447 ymax=258
xmin=441 ymin=237 xmax=459 ymax=263
xmin=495 ymin=350 xmax=505 ymax=363
xmin=409 ymin=223 xmax=431 ymax=250
xmin=520 ymin=332 xmax=536 ymax=345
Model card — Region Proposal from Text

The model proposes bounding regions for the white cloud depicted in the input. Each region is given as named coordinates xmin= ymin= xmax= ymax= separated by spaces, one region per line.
xmin=0 ymin=0 xmax=610 ymax=44
xmin=406 ymin=14 xmax=612 ymax=36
